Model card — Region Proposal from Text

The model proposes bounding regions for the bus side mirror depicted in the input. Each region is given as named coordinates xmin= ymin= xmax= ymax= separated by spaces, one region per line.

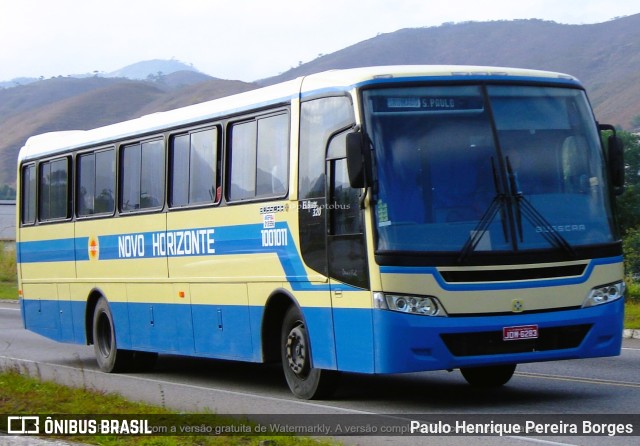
xmin=608 ymin=134 xmax=625 ymax=195
xmin=346 ymin=131 xmax=366 ymax=188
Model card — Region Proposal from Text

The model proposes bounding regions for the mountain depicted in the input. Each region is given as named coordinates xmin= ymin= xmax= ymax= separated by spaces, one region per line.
xmin=0 ymin=75 xmax=259 ymax=184
xmin=2 ymin=16 xmax=640 ymax=185
xmin=105 ymin=59 xmax=200 ymax=80
xmin=0 ymin=59 xmax=204 ymax=89
xmin=263 ymin=15 xmax=640 ymax=131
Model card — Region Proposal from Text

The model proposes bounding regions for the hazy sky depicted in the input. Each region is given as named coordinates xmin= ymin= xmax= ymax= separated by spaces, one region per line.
xmin=1 ymin=0 xmax=638 ymax=82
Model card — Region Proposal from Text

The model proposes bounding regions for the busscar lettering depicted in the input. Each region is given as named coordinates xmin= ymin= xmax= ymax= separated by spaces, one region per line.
xmin=536 ymin=224 xmax=586 ymax=233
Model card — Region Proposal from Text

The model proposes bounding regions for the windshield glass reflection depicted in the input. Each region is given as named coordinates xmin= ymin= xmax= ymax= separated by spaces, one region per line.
xmin=363 ymin=85 xmax=615 ymax=258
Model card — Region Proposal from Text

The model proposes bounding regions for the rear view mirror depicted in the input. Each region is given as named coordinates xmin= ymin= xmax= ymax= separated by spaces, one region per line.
xmin=346 ymin=131 xmax=365 ymax=188
xmin=599 ymin=124 xmax=625 ymax=195
xmin=608 ymin=134 xmax=624 ymax=194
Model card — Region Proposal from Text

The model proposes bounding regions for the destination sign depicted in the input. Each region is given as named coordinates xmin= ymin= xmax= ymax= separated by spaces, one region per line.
xmin=374 ymin=96 xmax=484 ymax=113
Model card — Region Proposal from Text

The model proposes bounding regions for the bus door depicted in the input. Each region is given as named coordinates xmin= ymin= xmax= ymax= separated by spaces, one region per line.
xmin=325 ymin=132 xmax=374 ymax=373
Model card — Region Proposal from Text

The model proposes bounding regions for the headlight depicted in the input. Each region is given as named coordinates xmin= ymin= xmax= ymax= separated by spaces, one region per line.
xmin=373 ymin=292 xmax=447 ymax=316
xmin=582 ymin=281 xmax=625 ymax=308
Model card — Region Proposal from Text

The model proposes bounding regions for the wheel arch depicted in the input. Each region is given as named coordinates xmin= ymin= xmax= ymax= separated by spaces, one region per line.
xmin=84 ymin=288 xmax=106 ymax=345
xmin=261 ymin=288 xmax=298 ymax=363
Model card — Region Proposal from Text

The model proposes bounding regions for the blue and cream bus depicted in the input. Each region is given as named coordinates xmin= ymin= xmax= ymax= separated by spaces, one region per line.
xmin=17 ymin=66 xmax=625 ymax=399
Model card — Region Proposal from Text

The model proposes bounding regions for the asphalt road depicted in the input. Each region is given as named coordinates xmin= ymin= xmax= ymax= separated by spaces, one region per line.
xmin=1 ymin=300 xmax=639 ymax=446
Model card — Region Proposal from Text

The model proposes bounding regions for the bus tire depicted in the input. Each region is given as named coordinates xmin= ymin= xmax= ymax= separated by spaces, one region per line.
xmin=460 ymin=364 xmax=516 ymax=388
xmin=92 ymin=297 xmax=132 ymax=372
xmin=280 ymin=306 xmax=338 ymax=399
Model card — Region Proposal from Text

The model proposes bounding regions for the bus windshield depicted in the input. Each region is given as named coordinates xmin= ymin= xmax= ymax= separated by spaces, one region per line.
xmin=363 ymin=84 xmax=615 ymax=260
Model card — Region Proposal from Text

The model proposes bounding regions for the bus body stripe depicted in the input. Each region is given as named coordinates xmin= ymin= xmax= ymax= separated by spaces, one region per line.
xmin=380 ymin=256 xmax=622 ymax=291
xmin=17 ymin=222 xmax=358 ymax=292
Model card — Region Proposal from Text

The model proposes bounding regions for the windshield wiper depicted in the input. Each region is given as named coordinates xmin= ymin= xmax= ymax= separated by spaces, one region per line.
xmin=457 ymin=158 xmax=509 ymax=264
xmin=458 ymin=157 xmax=576 ymax=264
xmin=506 ymin=157 xmax=575 ymax=259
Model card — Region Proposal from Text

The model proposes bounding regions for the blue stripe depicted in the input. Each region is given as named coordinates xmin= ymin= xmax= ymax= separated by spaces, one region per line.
xmin=18 ymin=237 xmax=77 ymax=263
xmin=355 ymin=74 xmax=583 ymax=89
xmin=18 ymin=222 xmax=359 ymax=292
xmin=380 ymin=256 xmax=622 ymax=291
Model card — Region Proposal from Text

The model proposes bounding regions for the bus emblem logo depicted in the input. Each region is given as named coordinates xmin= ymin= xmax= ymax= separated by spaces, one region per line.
xmin=511 ymin=299 xmax=524 ymax=313
xmin=88 ymin=236 xmax=100 ymax=261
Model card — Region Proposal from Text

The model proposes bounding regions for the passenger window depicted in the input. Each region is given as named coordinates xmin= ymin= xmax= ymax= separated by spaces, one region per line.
xmin=21 ymin=164 xmax=36 ymax=224
xmin=78 ymin=149 xmax=115 ymax=216
xmin=228 ymin=113 xmax=289 ymax=201
xmin=39 ymin=158 xmax=69 ymax=221
xmin=170 ymin=127 xmax=218 ymax=207
xmin=257 ymin=114 xmax=288 ymax=197
xmin=121 ymin=139 xmax=164 ymax=212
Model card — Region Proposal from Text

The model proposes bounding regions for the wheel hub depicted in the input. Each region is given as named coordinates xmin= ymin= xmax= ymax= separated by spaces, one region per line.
xmin=286 ymin=325 xmax=307 ymax=376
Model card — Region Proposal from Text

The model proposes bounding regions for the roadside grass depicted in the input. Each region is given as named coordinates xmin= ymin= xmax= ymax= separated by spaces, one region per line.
xmin=626 ymin=301 xmax=640 ymax=329
xmin=625 ymin=281 xmax=640 ymax=329
xmin=0 ymin=369 xmax=339 ymax=446
xmin=0 ymin=243 xmax=17 ymax=300
xmin=0 ymin=243 xmax=16 ymax=283
xmin=0 ymin=280 xmax=18 ymax=300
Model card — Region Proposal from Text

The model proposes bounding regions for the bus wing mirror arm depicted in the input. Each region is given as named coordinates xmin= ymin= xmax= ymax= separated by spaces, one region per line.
xmin=346 ymin=130 xmax=367 ymax=189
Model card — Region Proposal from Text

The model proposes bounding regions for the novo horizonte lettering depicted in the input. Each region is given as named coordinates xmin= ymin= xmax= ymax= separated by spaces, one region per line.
xmin=117 ymin=229 xmax=215 ymax=258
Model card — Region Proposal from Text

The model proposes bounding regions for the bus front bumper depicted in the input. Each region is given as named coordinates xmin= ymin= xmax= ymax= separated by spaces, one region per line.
xmin=370 ymin=298 xmax=624 ymax=374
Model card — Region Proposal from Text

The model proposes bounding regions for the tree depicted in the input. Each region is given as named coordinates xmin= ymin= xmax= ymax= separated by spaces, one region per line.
xmin=623 ymin=227 xmax=640 ymax=278
xmin=613 ymin=131 xmax=640 ymax=277
xmin=0 ymin=184 xmax=15 ymax=200
xmin=615 ymin=131 xmax=640 ymax=233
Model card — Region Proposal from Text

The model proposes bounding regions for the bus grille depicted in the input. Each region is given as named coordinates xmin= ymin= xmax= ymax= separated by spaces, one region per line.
xmin=439 ymin=264 xmax=587 ymax=283
xmin=440 ymin=324 xmax=591 ymax=357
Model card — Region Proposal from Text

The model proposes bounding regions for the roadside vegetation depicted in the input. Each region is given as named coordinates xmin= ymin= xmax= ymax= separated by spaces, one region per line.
xmin=0 ymin=242 xmax=17 ymax=299
xmin=0 ymin=369 xmax=338 ymax=446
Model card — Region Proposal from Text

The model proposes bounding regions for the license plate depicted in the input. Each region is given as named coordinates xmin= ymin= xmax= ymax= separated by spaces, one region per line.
xmin=503 ymin=325 xmax=539 ymax=341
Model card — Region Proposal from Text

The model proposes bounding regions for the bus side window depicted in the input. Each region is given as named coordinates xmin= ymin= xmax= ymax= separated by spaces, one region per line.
xmin=329 ymin=158 xmax=362 ymax=235
xmin=39 ymin=157 xmax=70 ymax=221
xmin=328 ymin=131 xmax=362 ymax=235
xmin=77 ymin=149 xmax=115 ymax=217
xmin=228 ymin=112 xmax=289 ymax=201
xmin=21 ymin=164 xmax=36 ymax=224
xmin=121 ymin=140 xmax=164 ymax=212
xmin=257 ymin=114 xmax=288 ymax=197
xmin=170 ymin=127 xmax=218 ymax=207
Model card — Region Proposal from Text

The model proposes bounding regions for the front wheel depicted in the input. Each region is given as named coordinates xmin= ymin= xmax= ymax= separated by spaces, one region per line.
xmin=460 ymin=364 xmax=516 ymax=388
xmin=280 ymin=306 xmax=338 ymax=399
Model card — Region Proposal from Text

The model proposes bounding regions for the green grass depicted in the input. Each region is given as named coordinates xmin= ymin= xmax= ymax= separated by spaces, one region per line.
xmin=0 ymin=281 xmax=17 ymax=300
xmin=625 ymin=280 xmax=640 ymax=329
xmin=0 ymin=370 xmax=339 ymax=445
xmin=625 ymin=301 xmax=640 ymax=329
xmin=0 ymin=243 xmax=16 ymax=283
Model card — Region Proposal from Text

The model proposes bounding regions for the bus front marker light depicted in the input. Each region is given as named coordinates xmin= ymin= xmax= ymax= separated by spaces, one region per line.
xmin=582 ymin=281 xmax=625 ymax=307
xmin=373 ymin=292 xmax=388 ymax=309
xmin=381 ymin=293 xmax=448 ymax=316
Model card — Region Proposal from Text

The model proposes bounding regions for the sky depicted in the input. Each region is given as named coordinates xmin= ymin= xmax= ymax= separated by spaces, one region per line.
xmin=1 ymin=0 xmax=639 ymax=83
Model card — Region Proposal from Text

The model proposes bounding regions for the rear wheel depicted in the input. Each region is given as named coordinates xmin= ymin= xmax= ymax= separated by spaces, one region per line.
xmin=280 ymin=306 xmax=338 ymax=399
xmin=460 ymin=364 xmax=516 ymax=388
xmin=92 ymin=297 xmax=132 ymax=372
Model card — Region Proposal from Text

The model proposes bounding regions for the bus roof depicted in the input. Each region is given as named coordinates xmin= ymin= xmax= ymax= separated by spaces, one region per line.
xmin=18 ymin=65 xmax=580 ymax=163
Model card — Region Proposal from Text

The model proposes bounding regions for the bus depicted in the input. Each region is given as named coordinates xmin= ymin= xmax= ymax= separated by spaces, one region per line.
xmin=17 ymin=66 xmax=626 ymax=399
